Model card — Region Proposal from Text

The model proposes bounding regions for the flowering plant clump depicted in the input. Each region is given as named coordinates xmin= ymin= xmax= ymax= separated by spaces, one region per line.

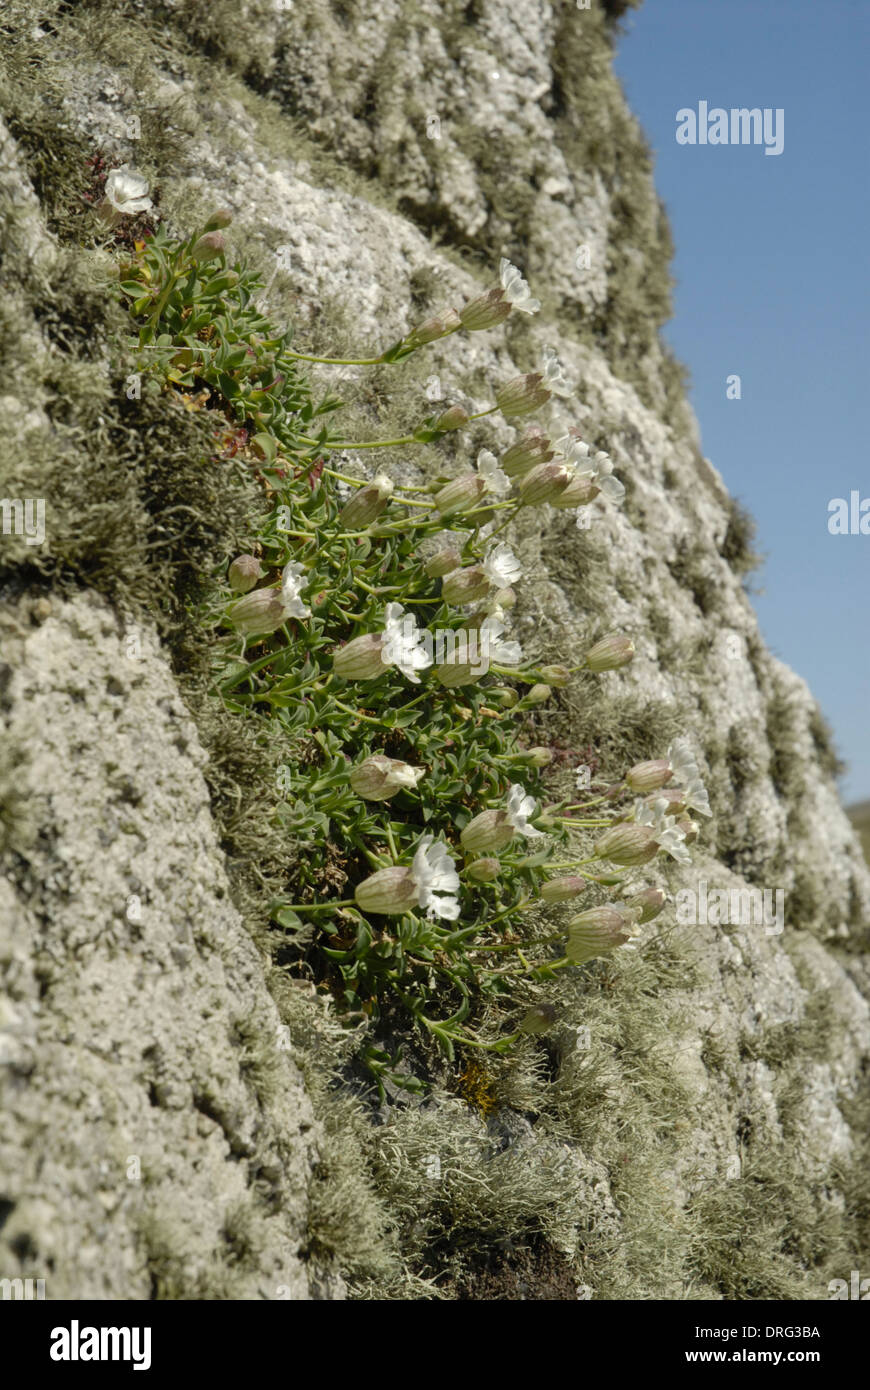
xmin=119 ymin=222 xmax=710 ymax=1086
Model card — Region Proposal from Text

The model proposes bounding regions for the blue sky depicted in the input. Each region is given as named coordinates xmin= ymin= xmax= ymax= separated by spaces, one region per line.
xmin=612 ymin=0 xmax=869 ymax=804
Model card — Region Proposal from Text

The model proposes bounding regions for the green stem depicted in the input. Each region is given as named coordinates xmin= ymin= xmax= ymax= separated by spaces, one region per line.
xmin=149 ymin=252 xmax=191 ymax=329
xmin=283 ymin=350 xmax=386 ymax=366
xmin=286 ymin=898 xmax=355 ymax=912
xmin=564 ymin=795 xmax=615 ymax=811
xmin=331 ymin=697 xmax=396 ymax=729
xmin=327 ymin=435 xmax=418 ymax=450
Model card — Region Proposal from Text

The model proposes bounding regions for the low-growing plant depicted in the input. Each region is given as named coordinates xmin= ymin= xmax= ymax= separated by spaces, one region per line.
xmin=117 ymin=208 xmax=713 ymax=1091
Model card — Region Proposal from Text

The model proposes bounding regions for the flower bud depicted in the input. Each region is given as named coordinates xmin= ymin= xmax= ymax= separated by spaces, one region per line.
xmin=202 ymin=209 xmax=234 ymax=231
xmin=461 ymin=809 xmax=514 ymax=854
xmin=191 ymin=231 xmax=226 ymax=263
xmin=434 ymin=657 xmax=486 ymax=688
xmin=405 ymin=307 xmax=462 ymax=347
xmin=594 ymin=825 xmax=657 ymax=866
xmin=333 ymin=633 xmax=387 ymax=680
xmin=519 ymin=1003 xmax=558 ymax=1035
xmin=350 ymin=755 xmax=424 ymax=801
xmin=523 ymin=684 xmax=552 ymax=705
xmin=435 ymin=405 xmax=470 ymax=432
xmin=648 ymin=787 xmax=688 ymax=813
xmin=501 ymin=430 xmax=555 ymax=478
xmin=228 ymin=554 xmax=264 ymax=593
xmin=541 ymin=876 xmax=586 ymax=903
xmin=565 ymin=907 xmax=633 ymax=963
xmin=490 ymin=686 xmax=519 ymax=707
xmin=626 ymin=887 xmax=666 ymax=924
xmin=228 ymin=586 xmax=286 ymax=635
xmin=517 ymin=747 xmax=552 ymax=767
xmin=442 ymin=565 xmax=490 ymax=605
xmin=678 ymin=817 xmax=699 ymax=845
xmin=424 ymin=546 xmax=462 ymax=578
xmin=459 ymin=287 xmax=511 ymax=331
xmin=626 ymin=759 xmax=672 ymax=794
xmin=518 ymin=461 xmax=572 ymax=506
xmin=465 ymin=857 xmax=501 ymax=882
xmin=538 ymin=664 xmax=570 ymax=687
xmin=496 ymin=373 xmax=551 ymax=418
xmin=354 ymin=867 xmax=419 ymax=916
xmin=339 ymin=474 xmax=393 ymax=529
xmin=434 ymin=474 xmax=485 ymax=516
xmin=585 ymin=634 xmax=635 ymax=673
xmin=549 ymin=474 xmax=599 ymax=509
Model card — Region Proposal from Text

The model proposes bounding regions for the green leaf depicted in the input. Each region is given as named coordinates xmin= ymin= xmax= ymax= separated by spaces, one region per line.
xmin=272 ymin=906 xmax=303 ymax=929
xmin=515 ymin=848 xmax=552 ymax=868
xmin=252 ymin=432 xmax=278 ymax=463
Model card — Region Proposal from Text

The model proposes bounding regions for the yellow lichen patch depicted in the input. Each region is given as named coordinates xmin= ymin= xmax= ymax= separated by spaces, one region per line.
xmin=456 ymin=1057 xmax=497 ymax=1118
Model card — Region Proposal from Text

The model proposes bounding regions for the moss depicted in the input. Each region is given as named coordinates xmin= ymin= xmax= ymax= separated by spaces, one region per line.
xmin=834 ymin=1087 xmax=870 ymax=1270
xmin=667 ymin=538 xmax=724 ymax=617
xmin=539 ymin=683 xmax=687 ymax=784
xmin=848 ymin=802 xmax=870 ymax=866
xmin=765 ymin=691 xmax=805 ymax=801
xmin=808 ymin=704 xmax=845 ymax=779
xmin=137 ymin=1211 xmax=193 ymax=1300
xmin=719 ymin=496 xmax=762 ymax=580
xmin=0 ymin=728 xmax=35 ymax=857
xmin=724 ymin=722 xmax=766 ymax=795
xmin=230 ymin=1010 xmax=286 ymax=1109
xmin=685 ymin=1161 xmax=847 ymax=1299
xmin=435 ymin=1231 xmax=580 ymax=1300
xmin=740 ymin=991 xmax=837 ymax=1070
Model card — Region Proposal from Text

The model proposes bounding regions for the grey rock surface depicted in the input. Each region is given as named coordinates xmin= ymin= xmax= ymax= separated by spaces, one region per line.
xmin=0 ymin=594 xmax=340 ymax=1299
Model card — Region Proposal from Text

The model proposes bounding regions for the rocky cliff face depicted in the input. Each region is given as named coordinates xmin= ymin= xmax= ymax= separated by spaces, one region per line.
xmin=1 ymin=0 xmax=868 ymax=1300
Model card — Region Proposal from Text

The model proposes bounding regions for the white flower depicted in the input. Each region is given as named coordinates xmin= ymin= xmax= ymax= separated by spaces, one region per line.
xmin=480 ymin=613 xmax=523 ymax=666
xmin=482 ymin=542 xmax=522 ymax=589
xmin=667 ymin=738 xmax=711 ymax=817
xmin=476 ymin=448 xmax=510 ymax=497
xmin=104 ymin=165 xmax=152 ymax=215
xmin=589 ymin=451 xmax=625 ymax=503
xmin=634 ymin=798 xmax=691 ymax=864
xmin=499 ymin=258 xmax=541 ymax=315
xmin=381 ymin=602 xmax=433 ymax=683
xmin=681 ymin=780 xmax=711 ymax=817
xmin=411 ymin=835 xmax=461 ymax=920
xmin=371 ymin=471 xmax=394 ymax=497
xmin=555 ymin=436 xmax=593 ymax=468
xmin=555 ymin=436 xmax=625 ymax=505
xmin=506 ymin=783 xmax=542 ymax=837
xmin=280 ymin=561 xmax=311 ymax=619
xmin=541 ymin=346 xmax=572 ymax=398
xmin=384 ymin=762 xmax=425 ymax=790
